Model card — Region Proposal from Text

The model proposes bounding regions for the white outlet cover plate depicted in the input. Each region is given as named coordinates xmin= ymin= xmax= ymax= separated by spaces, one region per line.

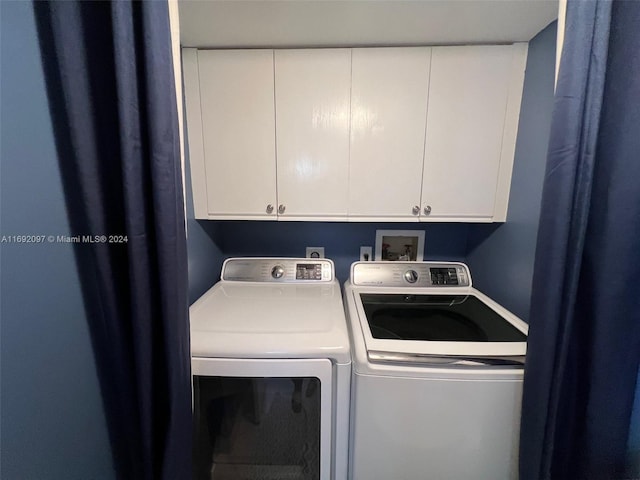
xmin=306 ymin=247 xmax=325 ymax=259
xmin=360 ymin=246 xmax=373 ymax=261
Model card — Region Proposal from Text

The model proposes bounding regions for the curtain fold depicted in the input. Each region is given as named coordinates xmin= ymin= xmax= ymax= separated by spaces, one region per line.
xmin=34 ymin=2 xmax=191 ymax=478
xmin=520 ymin=1 xmax=640 ymax=479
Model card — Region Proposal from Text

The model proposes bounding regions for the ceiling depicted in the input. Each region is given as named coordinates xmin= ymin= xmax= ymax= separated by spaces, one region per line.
xmin=179 ymin=0 xmax=558 ymax=49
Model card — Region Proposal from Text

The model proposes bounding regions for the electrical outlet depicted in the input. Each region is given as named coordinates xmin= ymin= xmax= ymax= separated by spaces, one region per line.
xmin=360 ymin=246 xmax=372 ymax=261
xmin=306 ymin=247 xmax=325 ymax=259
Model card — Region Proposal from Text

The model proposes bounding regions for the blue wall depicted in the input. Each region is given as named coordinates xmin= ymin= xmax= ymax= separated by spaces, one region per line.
xmin=184 ymin=117 xmax=224 ymax=304
xmin=0 ymin=3 xmax=115 ymax=479
xmin=212 ymin=222 xmax=469 ymax=284
xmin=466 ymin=22 xmax=557 ymax=321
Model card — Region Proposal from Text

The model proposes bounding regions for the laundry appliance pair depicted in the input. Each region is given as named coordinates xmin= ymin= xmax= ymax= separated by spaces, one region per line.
xmin=189 ymin=257 xmax=528 ymax=480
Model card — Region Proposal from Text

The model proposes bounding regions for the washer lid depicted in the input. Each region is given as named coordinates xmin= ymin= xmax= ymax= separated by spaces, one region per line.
xmin=361 ymin=293 xmax=525 ymax=342
xmin=351 ymin=287 xmax=527 ymax=361
xmin=190 ymin=280 xmax=351 ymax=362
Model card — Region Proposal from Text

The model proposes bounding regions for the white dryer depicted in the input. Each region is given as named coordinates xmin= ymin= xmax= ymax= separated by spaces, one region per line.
xmin=190 ymin=258 xmax=351 ymax=480
xmin=344 ymin=261 xmax=528 ymax=480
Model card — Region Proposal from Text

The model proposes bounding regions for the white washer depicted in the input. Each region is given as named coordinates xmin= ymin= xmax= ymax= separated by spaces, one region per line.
xmin=344 ymin=261 xmax=528 ymax=480
xmin=190 ymin=258 xmax=351 ymax=480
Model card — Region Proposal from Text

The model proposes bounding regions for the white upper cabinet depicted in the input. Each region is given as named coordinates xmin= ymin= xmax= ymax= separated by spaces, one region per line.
xmin=187 ymin=49 xmax=277 ymax=219
xmin=421 ymin=44 xmax=527 ymax=222
xmin=274 ymin=49 xmax=351 ymax=221
xmin=183 ymin=44 xmax=527 ymax=222
xmin=349 ymin=48 xmax=431 ymax=221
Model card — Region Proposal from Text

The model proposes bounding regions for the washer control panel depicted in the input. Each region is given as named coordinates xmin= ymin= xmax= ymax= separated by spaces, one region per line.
xmin=223 ymin=258 xmax=334 ymax=283
xmin=351 ymin=261 xmax=471 ymax=288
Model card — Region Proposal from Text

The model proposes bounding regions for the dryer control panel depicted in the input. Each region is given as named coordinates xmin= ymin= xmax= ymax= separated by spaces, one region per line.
xmin=222 ymin=258 xmax=334 ymax=283
xmin=351 ymin=261 xmax=471 ymax=288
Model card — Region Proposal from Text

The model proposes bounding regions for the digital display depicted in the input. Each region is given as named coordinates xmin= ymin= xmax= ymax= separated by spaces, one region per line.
xmin=430 ymin=267 xmax=459 ymax=285
xmin=296 ymin=263 xmax=323 ymax=280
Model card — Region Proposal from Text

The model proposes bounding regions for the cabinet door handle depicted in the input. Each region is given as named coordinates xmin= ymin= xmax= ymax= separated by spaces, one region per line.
xmin=423 ymin=205 xmax=432 ymax=215
xmin=278 ymin=204 xmax=286 ymax=214
xmin=266 ymin=204 xmax=274 ymax=214
xmin=412 ymin=205 xmax=420 ymax=215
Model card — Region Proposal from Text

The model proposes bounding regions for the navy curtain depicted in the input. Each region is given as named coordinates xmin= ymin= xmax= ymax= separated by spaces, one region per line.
xmin=520 ymin=1 xmax=640 ymax=479
xmin=34 ymin=2 xmax=191 ymax=479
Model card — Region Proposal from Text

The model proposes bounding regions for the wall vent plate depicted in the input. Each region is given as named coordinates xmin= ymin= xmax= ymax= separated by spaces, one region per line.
xmin=306 ymin=247 xmax=325 ymax=259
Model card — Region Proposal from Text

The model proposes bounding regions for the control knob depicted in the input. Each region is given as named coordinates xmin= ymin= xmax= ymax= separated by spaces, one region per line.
xmin=404 ymin=270 xmax=418 ymax=284
xmin=271 ymin=265 xmax=285 ymax=279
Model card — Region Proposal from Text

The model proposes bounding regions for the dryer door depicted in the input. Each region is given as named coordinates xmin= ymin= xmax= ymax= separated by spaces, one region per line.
xmin=192 ymin=358 xmax=333 ymax=480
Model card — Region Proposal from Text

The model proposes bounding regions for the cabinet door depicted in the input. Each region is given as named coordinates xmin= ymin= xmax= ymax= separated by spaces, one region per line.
xmin=274 ymin=49 xmax=351 ymax=221
xmin=421 ymin=45 xmax=517 ymax=221
xmin=198 ymin=50 xmax=277 ymax=219
xmin=349 ymin=48 xmax=431 ymax=221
